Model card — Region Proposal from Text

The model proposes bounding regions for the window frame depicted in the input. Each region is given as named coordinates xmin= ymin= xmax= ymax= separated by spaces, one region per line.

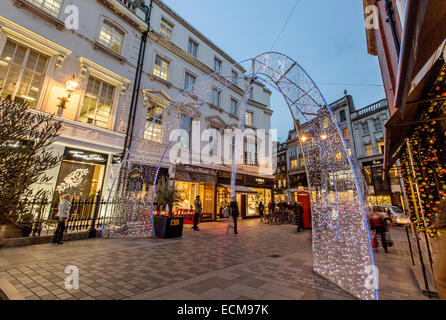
xmin=0 ymin=39 xmax=50 ymax=108
xmin=188 ymin=38 xmax=198 ymax=58
xmin=230 ymin=98 xmax=238 ymax=115
xmin=160 ymin=18 xmax=173 ymax=40
xmin=98 ymin=20 xmax=125 ymax=55
xmin=214 ymin=57 xmax=222 ymax=73
xmin=339 ymin=110 xmax=347 ymax=123
xmin=144 ymin=103 xmax=165 ymax=143
xmin=211 ymin=87 xmax=220 ymax=107
xmin=78 ymin=75 xmax=117 ymax=130
xmin=153 ymin=55 xmax=169 ymax=81
xmin=25 ymin=0 xmax=64 ymax=18
xmin=362 ymin=122 xmax=370 ymax=135
xmin=245 ymin=111 xmax=253 ymax=127
xmin=184 ymin=71 xmax=196 ymax=91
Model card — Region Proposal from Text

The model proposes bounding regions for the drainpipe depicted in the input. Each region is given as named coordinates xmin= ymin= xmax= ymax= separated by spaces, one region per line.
xmin=384 ymin=0 xmax=401 ymax=55
xmin=123 ymin=0 xmax=153 ymax=156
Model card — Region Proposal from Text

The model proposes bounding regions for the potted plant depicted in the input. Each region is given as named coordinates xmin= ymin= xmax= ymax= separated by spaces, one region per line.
xmin=153 ymin=177 xmax=184 ymax=239
xmin=19 ymin=212 xmax=35 ymax=237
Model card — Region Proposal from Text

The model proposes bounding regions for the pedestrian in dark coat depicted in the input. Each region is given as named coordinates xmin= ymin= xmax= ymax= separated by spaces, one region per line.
xmin=193 ymin=195 xmax=202 ymax=231
xmin=258 ymin=202 xmax=264 ymax=217
xmin=295 ymin=202 xmax=304 ymax=232
xmin=229 ymin=201 xmax=239 ymax=234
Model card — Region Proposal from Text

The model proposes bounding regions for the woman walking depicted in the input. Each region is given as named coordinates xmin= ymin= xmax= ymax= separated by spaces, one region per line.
xmin=229 ymin=200 xmax=239 ymax=234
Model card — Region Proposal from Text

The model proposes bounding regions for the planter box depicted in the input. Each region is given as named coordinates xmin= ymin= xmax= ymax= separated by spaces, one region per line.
xmin=153 ymin=216 xmax=184 ymax=239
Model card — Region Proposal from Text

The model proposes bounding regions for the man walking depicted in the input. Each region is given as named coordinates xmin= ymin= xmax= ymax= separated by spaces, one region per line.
xmin=53 ymin=194 xmax=72 ymax=244
xmin=193 ymin=195 xmax=202 ymax=231
xmin=229 ymin=200 xmax=239 ymax=234
xmin=295 ymin=202 xmax=304 ymax=232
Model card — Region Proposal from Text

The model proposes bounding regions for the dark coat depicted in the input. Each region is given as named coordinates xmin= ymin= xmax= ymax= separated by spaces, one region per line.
xmin=294 ymin=204 xmax=304 ymax=226
xmin=229 ymin=201 xmax=239 ymax=218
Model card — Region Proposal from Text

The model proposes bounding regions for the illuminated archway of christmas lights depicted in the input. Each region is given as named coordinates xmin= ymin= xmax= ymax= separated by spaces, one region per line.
xmin=104 ymin=52 xmax=378 ymax=300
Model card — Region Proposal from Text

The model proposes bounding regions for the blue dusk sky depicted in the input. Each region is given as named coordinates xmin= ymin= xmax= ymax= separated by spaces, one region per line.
xmin=161 ymin=0 xmax=385 ymax=142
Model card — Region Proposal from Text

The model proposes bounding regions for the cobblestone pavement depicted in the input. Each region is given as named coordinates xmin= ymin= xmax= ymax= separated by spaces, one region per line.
xmin=0 ymin=220 xmax=431 ymax=300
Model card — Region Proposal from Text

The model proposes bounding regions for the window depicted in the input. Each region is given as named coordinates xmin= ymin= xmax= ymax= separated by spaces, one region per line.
xmin=291 ymin=159 xmax=298 ymax=169
xmin=144 ymin=104 xmax=164 ymax=143
xmin=184 ymin=72 xmax=196 ymax=91
xmin=0 ymin=39 xmax=49 ymax=108
xmin=244 ymin=137 xmax=258 ymax=166
xmin=211 ymin=88 xmax=220 ymax=106
xmin=300 ymin=155 xmax=305 ymax=168
xmin=160 ymin=19 xmax=173 ymax=40
xmin=188 ymin=39 xmax=198 ymax=58
xmin=335 ymin=152 xmax=342 ymax=162
xmin=79 ymin=76 xmax=116 ymax=129
xmin=365 ymin=143 xmax=374 ymax=156
xmin=283 ymin=179 xmax=287 ymax=188
xmin=99 ymin=21 xmax=124 ymax=54
xmin=342 ymin=128 xmax=349 ymax=141
xmin=339 ymin=110 xmax=347 ymax=122
xmin=232 ymin=70 xmax=238 ymax=82
xmin=362 ymin=122 xmax=370 ymax=135
xmin=278 ymin=180 xmax=282 ymax=188
xmin=245 ymin=111 xmax=253 ymax=127
xmin=378 ymin=141 xmax=385 ymax=155
xmin=249 ymin=86 xmax=254 ymax=99
xmin=231 ymin=98 xmax=238 ymax=115
xmin=153 ymin=55 xmax=169 ymax=81
xmin=26 ymin=0 xmax=63 ymax=18
xmin=214 ymin=58 xmax=222 ymax=73
xmin=374 ymin=119 xmax=382 ymax=131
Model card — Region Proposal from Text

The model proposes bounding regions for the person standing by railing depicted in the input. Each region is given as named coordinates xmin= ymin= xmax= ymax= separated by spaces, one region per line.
xmin=53 ymin=194 xmax=72 ymax=245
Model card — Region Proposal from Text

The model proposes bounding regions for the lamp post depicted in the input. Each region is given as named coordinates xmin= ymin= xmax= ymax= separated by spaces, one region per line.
xmin=57 ymin=75 xmax=79 ymax=113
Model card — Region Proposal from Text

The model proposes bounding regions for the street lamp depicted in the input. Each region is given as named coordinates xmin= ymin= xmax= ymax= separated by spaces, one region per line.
xmin=58 ymin=75 xmax=79 ymax=111
xmin=300 ymin=135 xmax=308 ymax=143
xmin=321 ymin=134 xmax=328 ymax=141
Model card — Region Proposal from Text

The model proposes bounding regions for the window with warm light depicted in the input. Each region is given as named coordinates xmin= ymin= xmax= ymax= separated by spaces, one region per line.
xmin=245 ymin=111 xmax=253 ymax=127
xmin=335 ymin=151 xmax=342 ymax=162
xmin=342 ymin=128 xmax=349 ymax=141
xmin=99 ymin=21 xmax=124 ymax=54
xmin=291 ymin=159 xmax=298 ymax=169
xmin=26 ymin=0 xmax=63 ymax=18
xmin=299 ymin=155 xmax=305 ymax=167
xmin=144 ymin=104 xmax=164 ymax=143
xmin=365 ymin=143 xmax=374 ymax=156
xmin=244 ymin=137 xmax=258 ymax=166
xmin=153 ymin=55 xmax=169 ymax=81
xmin=378 ymin=141 xmax=385 ymax=154
xmin=79 ymin=76 xmax=115 ymax=129
xmin=160 ymin=18 xmax=173 ymax=40
xmin=0 ymin=39 xmax=49 ymax=108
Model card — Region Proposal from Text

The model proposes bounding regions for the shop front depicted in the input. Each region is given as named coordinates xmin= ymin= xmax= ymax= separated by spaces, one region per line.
xmin=243 ymin=175 xmax=274 ymax=219
xmin=174 ymin=164 xmax=217 ymax=221
xmin=52 ymin=147 xmax=109 ymax=218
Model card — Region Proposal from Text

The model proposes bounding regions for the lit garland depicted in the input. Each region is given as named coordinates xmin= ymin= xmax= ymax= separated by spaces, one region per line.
xmin=400 ymin=63 xmax=446 ymax=238
xmin=105 ymin=52 xmax=378 ymax=300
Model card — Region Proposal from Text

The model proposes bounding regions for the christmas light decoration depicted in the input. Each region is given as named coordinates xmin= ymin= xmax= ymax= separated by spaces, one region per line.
xmin=104 ymin=52 xmax=378 ymax=300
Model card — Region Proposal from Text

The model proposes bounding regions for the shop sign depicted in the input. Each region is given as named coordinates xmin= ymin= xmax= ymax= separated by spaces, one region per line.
xmin=112 ymin=154 xmax=123 ymax=164
xmin=176 ymin=164 xmax=217 ymax=176
xmin=63 ymin=147 xmax=108 ymax=165
xmin=217 ymin=170 xmax=243 ymax=181
xmin=363 ymin=159 xmax=384 ymax=167
xmin=245 ymin=175 xmax=274 ymax=188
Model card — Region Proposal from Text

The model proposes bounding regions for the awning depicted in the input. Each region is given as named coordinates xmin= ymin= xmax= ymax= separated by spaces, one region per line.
xmin=219 ymin=184 xmax=258 ymax=194
xmin=384 ymin=39 xmax=446 ymax=171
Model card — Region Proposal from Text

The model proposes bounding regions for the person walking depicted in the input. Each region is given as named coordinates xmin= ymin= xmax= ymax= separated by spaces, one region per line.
xmin=258 ymin=201 xmax=264 ymax=217
xmin=435 ymin=199 xmax=446 ymax=300
xmin=295 ymin=202 xmax=304 ymax=232
xmin=229 ymin=200 xmax=239 ymax=234
xmin=370 ymin=210 xmax=388 ymax=253
xmin=193 ymin=195 xmax=202 ymax=231
xmin=53 ymin=194 xmax=72 ymax=244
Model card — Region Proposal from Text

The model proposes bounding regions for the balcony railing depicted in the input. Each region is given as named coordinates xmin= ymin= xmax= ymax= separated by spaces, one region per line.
xmin=356 ymin=100 xmax=387 ymax=117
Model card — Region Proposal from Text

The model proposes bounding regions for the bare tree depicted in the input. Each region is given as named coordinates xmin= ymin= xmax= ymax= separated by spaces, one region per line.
xmin=0 ymin=99 xmax=63 ymax=223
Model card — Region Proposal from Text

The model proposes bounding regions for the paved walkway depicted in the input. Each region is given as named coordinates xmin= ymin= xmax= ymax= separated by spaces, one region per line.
xmin=0 ymin=220 xmax=430 ymax=300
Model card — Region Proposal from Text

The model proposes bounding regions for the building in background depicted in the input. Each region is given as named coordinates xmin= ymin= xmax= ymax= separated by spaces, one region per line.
xmin=273 ymin=142 xmax=288 ymax=202
xmin=277 ymin=95 xmax=405 ymax=207
xmin=0 ymin=0 xmax=148 ymax=218
xmin=362 ymin=0 xmax=445 ymax=234
xmin=121 ymin=0 xmax=275 ymax=221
